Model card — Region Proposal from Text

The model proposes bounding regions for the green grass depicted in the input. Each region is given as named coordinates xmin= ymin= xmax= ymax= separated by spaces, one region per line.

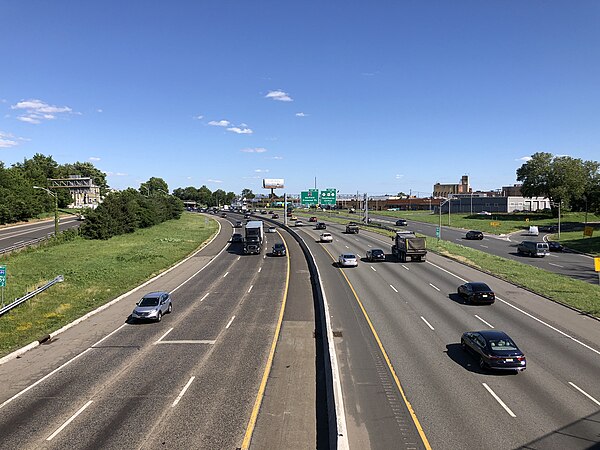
xmin=295 ymin=210 xmax=600 ymax=317
xmin=0 ymin=213 xmax=218 ymax=357
xmin=551 ymin=226 xmax=600 ymax=256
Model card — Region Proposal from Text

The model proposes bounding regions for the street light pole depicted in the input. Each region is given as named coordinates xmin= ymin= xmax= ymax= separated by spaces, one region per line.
xmin=33 ymin=186 xmax=59 ymax=237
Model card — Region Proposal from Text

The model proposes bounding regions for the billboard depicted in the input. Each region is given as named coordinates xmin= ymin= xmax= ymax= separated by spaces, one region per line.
xmin=263 ymin=178 xmax=285 ymax=189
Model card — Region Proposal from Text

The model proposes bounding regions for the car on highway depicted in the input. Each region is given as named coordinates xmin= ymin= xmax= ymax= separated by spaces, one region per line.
xmin=309 ymin=216 xmax=318 ymax=222
xmin=338 ymin=253 xmax=358 ymax=267
xmin=465 ymin=230 xmax=484 ymax=240
xmin=220 ymin=212 xmax=227 ymax=218
xmin=366 ymin=248 xmax=385 ymax=262
xmin=457 ymin=282 xmax=495 ymax=304
xmin=272 ymin=213 xmax=279 ymax=219
xmin=130 ymin=291 xmax=172 ymax=322
xmin=260 ymin=210 xmax=267 ymax=214
xmin=461 ymin=330 xmax=526 ymax=372
xmin=268 ymin=210 xmax=274 ymax=214
xmin=295 ymin=220 xmax=304 ymax=226
xmin=315 ymin=222 xmax=327 ymax=230
xmin=231 ymin=233 xmax=244 ymax=242
xmin=266 ymin=226 xmax=277 ymax=233
xmin=320 ymin=232 xmax=333 ymax=243
xmin=395 ymin=219 xmax=408 ymax=226
xmin=272 ymin=243 xmax=286 ymax=256
xmin=517 ymin=240 xmax=550 ymax=257
xmin=244 ymin=213 xmax=251 ymax=219
xmin=290 ymin=215 xmax=297 ymax=221
xmin=234 ymin=220 xmax=243 ymax=228
xmin=547 ymin=241 xmax=564 ymax=252
xmin=477 ymin=211 xmax=492 ymax=216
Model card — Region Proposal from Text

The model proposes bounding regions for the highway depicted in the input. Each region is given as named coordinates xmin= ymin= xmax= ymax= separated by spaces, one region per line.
xmin=332 ymin=211 xmax=599 ymax=284
xmin=0 ymin=218 xmax=296 ymax=449
xmin=290 ymin=218 xmax=600 ymax=449
xmin=0 ymin=217 xmax=81 ymax=253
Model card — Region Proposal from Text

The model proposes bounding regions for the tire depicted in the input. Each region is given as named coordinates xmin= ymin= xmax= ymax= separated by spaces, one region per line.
xmin=156 ymin=311 xmax=162 ymax=322
xmin=167 ymin=303 xmax=172 ymax=314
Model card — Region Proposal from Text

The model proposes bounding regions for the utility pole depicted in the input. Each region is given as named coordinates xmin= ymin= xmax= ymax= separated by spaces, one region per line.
xmin=33 ymin=186 xmax=59 ymax=237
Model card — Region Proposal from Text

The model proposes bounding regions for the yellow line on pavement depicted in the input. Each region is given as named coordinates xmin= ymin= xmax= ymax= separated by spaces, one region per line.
xmin=321 ymin=245 xmax=432 ymax=450
xmin=240 ymin=232 xmax=290 ymax=449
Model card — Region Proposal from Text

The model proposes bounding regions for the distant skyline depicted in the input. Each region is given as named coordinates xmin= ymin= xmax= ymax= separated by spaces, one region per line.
xmin=2 ymin=1 xmax=599 ymax=196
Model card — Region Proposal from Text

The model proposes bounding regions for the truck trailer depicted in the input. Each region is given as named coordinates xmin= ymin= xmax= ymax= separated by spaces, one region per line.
xmin=244 ymin=220 xmax=264 ymax=254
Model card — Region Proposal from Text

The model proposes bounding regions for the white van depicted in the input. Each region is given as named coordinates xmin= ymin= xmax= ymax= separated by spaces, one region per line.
xmin=526 ymin=226 xmax=539 ymax=236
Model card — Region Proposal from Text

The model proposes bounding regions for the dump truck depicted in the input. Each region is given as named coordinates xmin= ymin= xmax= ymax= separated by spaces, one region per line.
xmin=391 ymin=231 xmax=427 ymax=262
xmin=244 ymin=221 xmax=264 ymax=254
xmin=345 ymin=222 xmax=360 ymax=234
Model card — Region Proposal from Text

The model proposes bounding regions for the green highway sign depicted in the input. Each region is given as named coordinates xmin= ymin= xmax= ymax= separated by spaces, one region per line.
xmin=301 ymin=189 xmax=319 ymax=205
xmin=0 ymin=265 xmax=6 ymax=287
xmin=320 ymin=189 xmax=337 ymax=206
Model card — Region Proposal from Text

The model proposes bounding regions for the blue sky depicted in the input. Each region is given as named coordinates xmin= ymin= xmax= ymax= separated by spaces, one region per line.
xmin=1 ymin=1 xmax=599 ymax=197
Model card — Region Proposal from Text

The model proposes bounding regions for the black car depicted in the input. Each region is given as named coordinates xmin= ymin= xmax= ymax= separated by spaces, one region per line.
xmin=272 ymin=243 xmax=286 ymax=256
xmin=465 ymin=230 xmax=484 ymax=240
xmin=457 ymin=282 xmax=495 ymax=304
xmin=461 ymin=330 xmax=526 ymax=372
xmin=396 ymin=219 xmax=408 ymax=226
xmin=315 ymin=222 xmax=327 ymax=230
xmin=272 ymin=213 xmax=279 ymax=219
xmin=366 ymin=249 xmax=385 ymax=262
xmin=231 ymin=233 xmax=243 ymax=243
xmin=547 ymin=241 xmax=564 ymax=252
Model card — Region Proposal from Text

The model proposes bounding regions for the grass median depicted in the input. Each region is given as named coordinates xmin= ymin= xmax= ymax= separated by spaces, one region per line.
xmin=0 ymin=212 xmax=218 ymax=357
xmin=294 ymin=211 xmax=600 ymax=317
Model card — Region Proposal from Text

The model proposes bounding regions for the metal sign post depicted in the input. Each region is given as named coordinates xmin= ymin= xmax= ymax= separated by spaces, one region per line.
xmin=0 ymin=265 xmax=6 ymax=307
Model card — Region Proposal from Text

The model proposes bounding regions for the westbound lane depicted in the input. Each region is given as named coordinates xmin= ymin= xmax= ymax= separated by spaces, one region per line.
xmin=0 ymin=217 xmax=81 ymax=252
xmin=294 ymin=219 xmax=600 ymax=449
xmin=0 ymin=217 xmax=290 ymax=449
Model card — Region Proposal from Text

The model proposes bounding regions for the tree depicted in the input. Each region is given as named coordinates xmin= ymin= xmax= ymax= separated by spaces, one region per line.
xmin=211 ymin=189 xmax=227 ymax=207
xmin=197 ymin=185 xmax=212 ymax=206
xmin=516 ymin=152 xmax=597 ymax=216
xmin=241 ymin=188 xmax=255 ymax=200
xmin=139 ymin=177 xmax=169 ymax=196
xmin=60 ymin=161 xmax=109 ymax=196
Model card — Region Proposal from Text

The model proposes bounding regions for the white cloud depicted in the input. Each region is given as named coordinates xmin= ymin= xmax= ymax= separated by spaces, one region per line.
xmin=395 ymin=174 xmax=404 ymax=179
xmin=295 ymin=112 xmax=308 ymax=117
xmin=17 ymin=116 xmax=41 ymax=124
xmin=268 ymin=156 xmax=283 ymax=160
xmin=0 ymin=131 xmax=19 ymax=148
xmin=207 ymin=179 xmax=223 ymax=183
xmin=97 ymin=109 xmax=103 ymax=113
xmin=194 ymin=115 xmax=204 ymax=120
xmin=89 ymin=156 xmax=101 ymax=161
xmin=265 ymin=90 xmax=293 ymax=102
xmin=241 ymin=147 xmax=267 ymax=153
xmin=106 ymin=171 xmax=128 ymax=176
xmin=242 ymin=176 xmax=262 ymax=179
xmin=516 ymin=156 xmax=532 ymax=162
xmin=254 ymin=169 xmax=269 ymax=173
xmin=186 ymin=176 xmax=192 ymax=180
xmin=11 ymin=99 xmax=75 ymax=124
xmin=208 ymin=119 xmax=231 ymax=127
xmin=227 ymin=127 xmax=253 ymax=134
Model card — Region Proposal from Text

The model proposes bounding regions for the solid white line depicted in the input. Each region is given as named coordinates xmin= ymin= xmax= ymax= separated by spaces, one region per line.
xmin=370 ymin=266 xmax=376 ymax=272
xmin=154 ymin=327 xmax=173 ymax=345
xmin=248 ymin=285 xmax=253 ymax=293
xmin=401 ymin=265 xmax=409 ymax=271
xmin=568 ymin=382 xmax=600 ymax=407
xmin=496 ymin=296 xmax=600 ymax=357
xmin=390 ymin=285 xmax=398 ymax=293
xmin=474 ymin=315 xmax=494 ymax=328
xmin=172 ymin=376 xmax=195 ymax=407
xmin=420 ymin=316 xmax=435 ymax=330
xmin=548 ymin=262 xmax=564 ymax=268
xmin=47 ymin=400 xmax=93 ymax=441
xmin=199 ymin=292 xmax=209 ymax=302
xmin=226 ymin=316 xmax=235 ymax=329
xmin=482 ymin=383 xmax=516 ymax=417
xmin=92 ymin=323 xmax=128 ymax=347
xmin=223 ymin=271 xmax=229 ymax=278
xmin=429 ymin=283 xmax=440 ymax=291
xmin=158 ymin=340 xmax=216 ymax=345
xmin=0 ymin=347 xmax=92 ymax=409
xmin=258 ymin=267 xmax=262 ymax=273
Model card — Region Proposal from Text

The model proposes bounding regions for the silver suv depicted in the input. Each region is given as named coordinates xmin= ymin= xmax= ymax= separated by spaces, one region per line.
xmin=130 ymin=291 xmax=172 ymax=322
xmin=517 ymin=241 xmax=549 ymax=257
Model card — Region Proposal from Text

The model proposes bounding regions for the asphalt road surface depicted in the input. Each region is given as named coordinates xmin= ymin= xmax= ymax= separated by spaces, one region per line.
xmin=0 ymin=217 xmax=81 ymax=252
xmin=292 ymin=218 xmax=600 ymax=449
xmin=0 ymin=218 xmax=292 ymax=449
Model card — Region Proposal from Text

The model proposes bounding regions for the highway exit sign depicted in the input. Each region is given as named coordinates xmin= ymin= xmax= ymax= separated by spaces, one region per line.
xmin=301 ymin=189 xmax=319 ymax=205
xmin=0 ymin=265 xmax=6 ymax=287
xmin=320 ymin=189 xmax=337 ymax=205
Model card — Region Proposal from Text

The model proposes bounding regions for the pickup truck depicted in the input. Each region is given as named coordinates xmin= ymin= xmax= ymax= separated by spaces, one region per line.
xmin=345 ymin=222 xmax=360 ymax=234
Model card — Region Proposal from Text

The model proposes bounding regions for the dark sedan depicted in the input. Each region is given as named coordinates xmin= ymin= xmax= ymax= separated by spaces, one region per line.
xmin=366 ymin=249 xmax=385 ymax=262
xmin=547 ymin=241 xmax=564 ymax=252
xmin=465 ymin=230 xmax=484 ymax=240
xmin=461 ymin=330 xmax=526 ymax=372
xmin=396 ymin=219 xmax=408 ymax=226
xmin=457 ymin=282 xmax=495 ymax=304
xmin=315 ymin=222 xmax=327 ymax=230
xmin=272 ymin=243 xmax=286 ymax=256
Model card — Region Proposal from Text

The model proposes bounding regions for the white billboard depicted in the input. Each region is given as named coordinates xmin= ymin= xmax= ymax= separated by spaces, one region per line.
xmin=263 ymin=178 xmax=285 ymax=189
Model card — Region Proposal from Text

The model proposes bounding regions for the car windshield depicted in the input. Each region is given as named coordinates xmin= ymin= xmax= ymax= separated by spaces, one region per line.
xmin=372 ymin=249 xmax=384 ymax=255
xmin=471 ymin=283 xmax=491 ymax=292
xmin=274 ymin=244 xmax=284 ymax=249
xmin=139 ymin=297 xmax=159 ymax=307
xmin=322 ymin=233 xmax=331 ymax=237
xmin=489 ymin=339 xmax=517 ymax=351
xmin=343 ymin=254 xmax=356 ymax=259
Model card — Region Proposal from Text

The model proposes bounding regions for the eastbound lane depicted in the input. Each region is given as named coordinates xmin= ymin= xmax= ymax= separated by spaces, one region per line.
xmin=294 ymin=219 xmax=600 ymax=449
xmin=0 ymin=217 xmax=290 ymax=449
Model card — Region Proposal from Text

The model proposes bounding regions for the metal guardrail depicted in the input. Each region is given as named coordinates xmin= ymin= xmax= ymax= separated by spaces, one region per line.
xmin=0 ymin=234 xmax=54 ymax=255
xmin=0 ymin=275 xmax=64 ymax=317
